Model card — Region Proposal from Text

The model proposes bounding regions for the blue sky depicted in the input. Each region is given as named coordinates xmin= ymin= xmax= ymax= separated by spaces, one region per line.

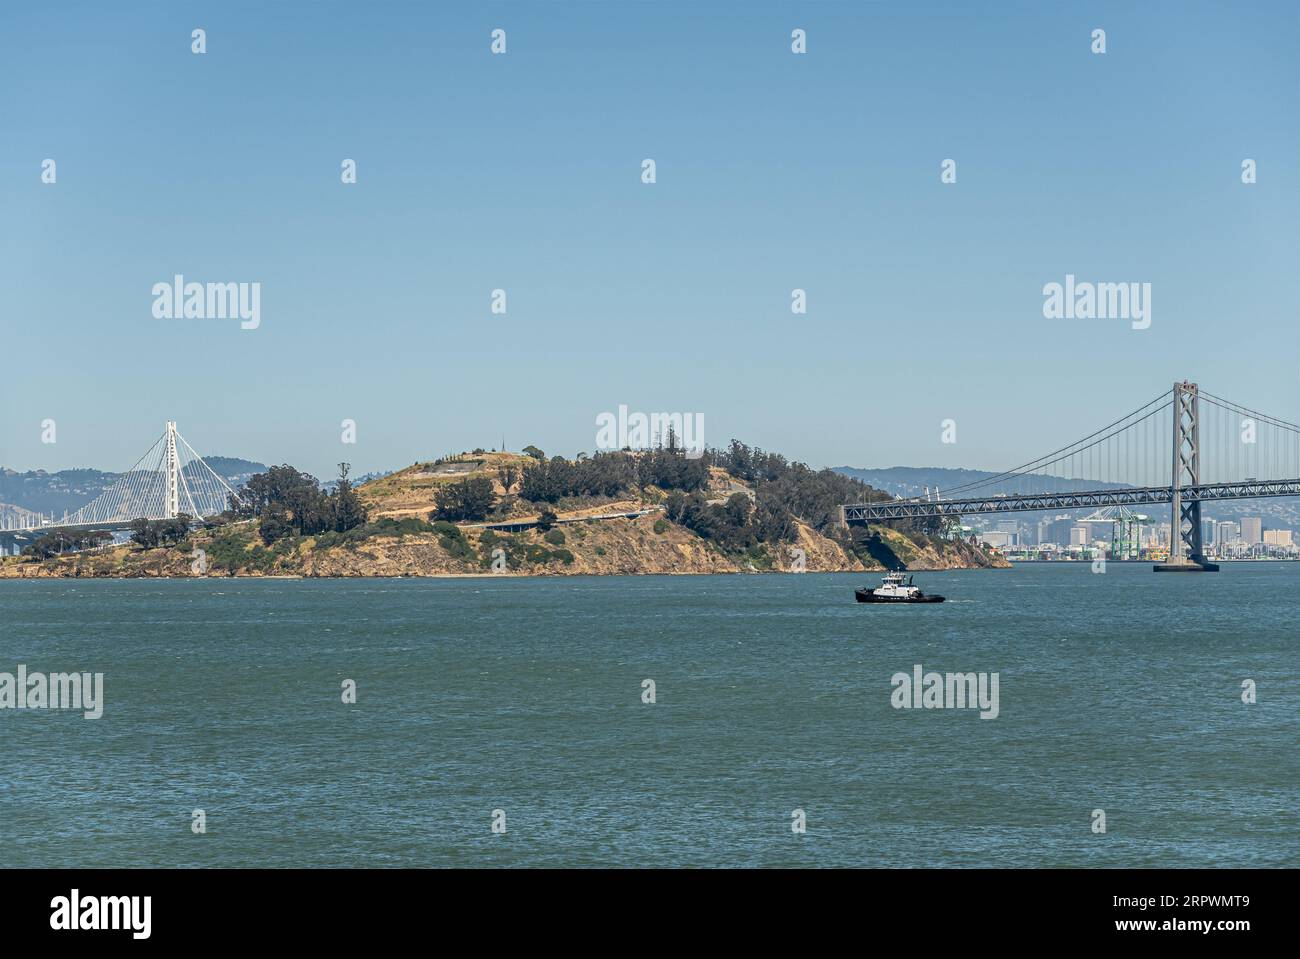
xmin=2 ymin=0 xmax=1297 ymax=480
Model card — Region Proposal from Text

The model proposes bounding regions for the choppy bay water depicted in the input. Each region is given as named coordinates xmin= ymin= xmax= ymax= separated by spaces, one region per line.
xmin=1 ymin=563 xmax=1296 ymax=867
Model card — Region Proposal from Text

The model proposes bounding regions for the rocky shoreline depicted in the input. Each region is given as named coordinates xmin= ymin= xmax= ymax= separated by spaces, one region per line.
xmin=0 ymin=514 xmax=1008 ymax=579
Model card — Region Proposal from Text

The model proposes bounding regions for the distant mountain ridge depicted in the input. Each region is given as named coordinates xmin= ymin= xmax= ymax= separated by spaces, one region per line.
xmin=829 ymin=466 xmax=1133 ymax=500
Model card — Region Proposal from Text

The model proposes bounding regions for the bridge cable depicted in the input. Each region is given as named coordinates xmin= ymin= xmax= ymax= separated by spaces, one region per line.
xmin=905 ymin=389 xmax=1174 ymax=502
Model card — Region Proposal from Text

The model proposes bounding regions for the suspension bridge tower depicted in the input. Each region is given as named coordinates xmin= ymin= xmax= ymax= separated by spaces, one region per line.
xmin=1155 ymin=382 xmax=1219 ymax=572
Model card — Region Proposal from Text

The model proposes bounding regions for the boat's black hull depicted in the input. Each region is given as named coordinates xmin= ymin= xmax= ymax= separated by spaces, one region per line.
xmin=855 ymin=589 xmax=945 ymax=604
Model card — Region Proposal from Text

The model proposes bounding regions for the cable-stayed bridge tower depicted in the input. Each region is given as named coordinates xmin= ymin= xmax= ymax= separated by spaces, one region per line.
xmin=164 ymin=421 xmax=182 ymax=520
xmin=3 ymin=422 xmax=243 ymax=536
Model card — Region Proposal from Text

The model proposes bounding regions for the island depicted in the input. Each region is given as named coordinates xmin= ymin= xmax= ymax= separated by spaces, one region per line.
xmin=0 ymin=441 xmax=1008 ymax=578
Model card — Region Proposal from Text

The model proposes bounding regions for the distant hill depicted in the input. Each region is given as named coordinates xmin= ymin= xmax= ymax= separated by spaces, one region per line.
xmin=0 ymin=457 xmax=267 ymax=517
xmin=322 ymin=469 xmax=392 ymax=492
xmin=829 ymin=466 xmax=1132 ymax=500
xmin=196 ymin=457 xmax=266 ymax=488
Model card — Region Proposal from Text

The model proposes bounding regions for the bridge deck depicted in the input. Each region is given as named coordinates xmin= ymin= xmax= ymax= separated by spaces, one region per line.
xmin=843 ymin=478 xmax=1300 ymax=522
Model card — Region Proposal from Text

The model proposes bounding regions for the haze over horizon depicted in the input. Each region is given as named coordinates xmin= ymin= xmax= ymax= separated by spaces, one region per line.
xmin=3 ymin=0 xmax=1297 ymax=480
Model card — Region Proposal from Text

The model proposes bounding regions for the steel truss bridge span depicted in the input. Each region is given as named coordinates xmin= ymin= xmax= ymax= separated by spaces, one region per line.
xmin=839 ymin=382 xmax=1300 ymax=570
xmin=845 ymin=478 xmax=1300 ymax=521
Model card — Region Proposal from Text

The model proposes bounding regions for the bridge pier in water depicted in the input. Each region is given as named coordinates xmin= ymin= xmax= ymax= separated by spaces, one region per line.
xmin=1154 ymin=382 xmax=1219 ymax=572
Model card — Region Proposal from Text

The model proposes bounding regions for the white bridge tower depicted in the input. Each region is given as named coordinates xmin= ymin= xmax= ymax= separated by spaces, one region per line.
xmin=164 ymin=421 xmax=181 ymax=519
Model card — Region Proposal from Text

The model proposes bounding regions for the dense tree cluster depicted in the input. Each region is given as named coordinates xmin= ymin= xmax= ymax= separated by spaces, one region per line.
xmin=664 ymin=492 xmax=760 ymax=550
xmin=699 ymin=442 xmax=880 ymax=535
xmin=22 ymin=528 xmax=114 ymax=559
xmin=518 ymin=448 xmax=708 ymax=504
xmin=431 ymin=477 xmax=497 ymax=522
xmin=707 ymin=440 xmax=791 ymax=485
xmin=236 ymin=463 xmax=369 ymax=544
xmin=519 ymin=452 xmax=634 ymax=502
xmin=508 ymin=438 xmax=926 ymax=550
xmin=753 ymin=463 xmax=873 ymax=533
xmin=674 ymin=440 xmax=943 ymax=548
xmin=636 ymin=446 xmax=710 ymax=492
xmin=129 ymin=515 xmax=193 ymax=548
xmin=496 ymin=464 xmax=519 ymax=493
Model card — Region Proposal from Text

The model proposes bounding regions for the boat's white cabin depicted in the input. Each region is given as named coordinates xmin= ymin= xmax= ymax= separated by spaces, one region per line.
xmin=875 ymin=571 xmax=920 ymax=596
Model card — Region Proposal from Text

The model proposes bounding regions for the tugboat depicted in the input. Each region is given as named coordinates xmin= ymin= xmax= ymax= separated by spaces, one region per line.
xmin=855 ymin=571 xmax=945 ymax=604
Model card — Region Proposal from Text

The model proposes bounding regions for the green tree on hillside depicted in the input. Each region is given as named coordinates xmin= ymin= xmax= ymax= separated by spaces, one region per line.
xmin=235 ymin=465 xmax=369 ymax=544
xmin=128 ymin=514 xmax=192 ymax=549
xmin=22 ymin=528 xmax=113 ymax=559
xmin=432 ymin=477 xmax=496 ymax=523
xmin=331 ymin=463 xmax=368 ymax=532
xmin=497 ymin=464 xmax=519 ymax=493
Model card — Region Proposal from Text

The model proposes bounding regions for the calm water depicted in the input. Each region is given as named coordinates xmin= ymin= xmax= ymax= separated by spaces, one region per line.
xmin=2 ymin=563 xmax=1297 ymax=868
